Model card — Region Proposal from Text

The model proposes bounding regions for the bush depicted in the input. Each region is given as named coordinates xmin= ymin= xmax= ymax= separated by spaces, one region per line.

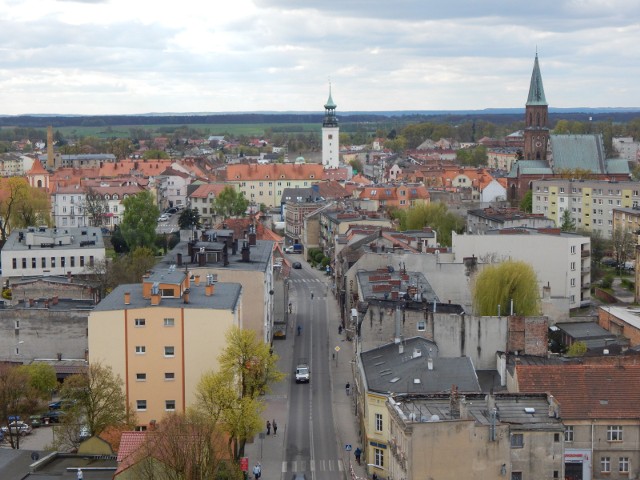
xmin=621 ymin=278 xmax=635 ymax=291
xmin=601 ymin=275 xmax=614 ymax=289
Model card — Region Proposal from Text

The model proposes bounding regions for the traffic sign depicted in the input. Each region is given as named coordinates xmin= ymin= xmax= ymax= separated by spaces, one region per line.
xmin=335 ymin=346 xmax=341 ymax=352
xmin=345 ymin=444 xmax=352 ymax=451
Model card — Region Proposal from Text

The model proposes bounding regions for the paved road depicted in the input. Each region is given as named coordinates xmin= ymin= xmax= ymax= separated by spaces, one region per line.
xmin=285 ymin=264 xmax=341 ymax=480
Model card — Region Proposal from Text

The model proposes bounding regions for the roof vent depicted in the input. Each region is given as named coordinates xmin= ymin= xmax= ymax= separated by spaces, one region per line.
xmin=524 ymin=407 xmax=535 ymax=414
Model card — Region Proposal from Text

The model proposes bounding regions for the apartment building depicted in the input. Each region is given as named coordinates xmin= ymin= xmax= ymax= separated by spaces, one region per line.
xmin=467 ymin=207 xmax=555 ymax=234
xmin=0 ymin=226 xmax=106 ymax=279
xmin=531 ymin=179 xmax=640 ymax=238
xmin=226 ymin=163 xmax=325 ymax=207
xmin=453 ymin=229 xmax=591 ymax=310
xmin=89 ymin=268 xmax=242 ymax=426
xmin=186 ymin=183 xmax=227 ymax=227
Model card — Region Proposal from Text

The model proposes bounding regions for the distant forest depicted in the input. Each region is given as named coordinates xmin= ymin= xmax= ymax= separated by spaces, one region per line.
xmin=1 ymin=111 xmax=640 ymax=129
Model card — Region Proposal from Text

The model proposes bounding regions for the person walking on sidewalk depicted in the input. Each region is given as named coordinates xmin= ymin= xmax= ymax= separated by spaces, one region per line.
xmin=354 ymin=447 xmax=362 ymax=465
xmin=266 ymin=420 xmax=271 ymax=435
xmin=253 ymin=463 xmax=262 ymax=479
xmin=272 ymin=419 xmax=278 ymax=436
xmin=345 ymin=382 xmax=351 ymax=396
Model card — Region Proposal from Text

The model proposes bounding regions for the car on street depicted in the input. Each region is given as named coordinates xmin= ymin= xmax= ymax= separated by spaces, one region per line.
xmin=158 ymin=214 xmax=170 ymax=222
xmin=165 ymin=207 xmax=178 ymax=214
xmin=29 ymin=415 xmax=42 ymax=428
xmin=292 ymin=262 xmax=302 ymax=269
xmin=1 ymin=421 xmax=33 ymax=436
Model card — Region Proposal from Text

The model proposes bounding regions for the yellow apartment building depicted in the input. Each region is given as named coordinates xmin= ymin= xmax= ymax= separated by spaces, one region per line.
xmin=88 ymin=268 xmax=242 ymax=426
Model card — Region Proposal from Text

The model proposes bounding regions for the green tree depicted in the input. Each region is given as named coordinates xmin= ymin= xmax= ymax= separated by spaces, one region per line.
xmin=143 ymin=149 xmax=169 ymax=159
xmin=55 ymin=363 xmax=134 ymax=451
xmin=611 ymin=225 xmax=635 ymax=272
xmin=89 ymin=247 xmax=156 ymax=297
xmin=560 ymin=209 xmax=576 ymax=232
xmin=196 ymin=327 xmax=284 ymax=459
xmin=0 ymin=364 xmax=33 ymax=449
xmin=18 ymin=363 xmax=57 ymax=399
xmin=400 ymin=202 xmax=465 ymax=247
xmin=473 ymin=260 xmax=540 ymax=316
xmin=178 ymin=207 xmax=202 ymax=230
xmin=120 ymin=191 xmax=160 ymax=250
xmin=0 ymin=177 xmax=45 ymax=240
xmin=519 ymin=190 xmax=533 ymax=213
xmin=210 ymin=186 xmax=249 ymax=219
xmin=566 ymin=341 xmax=588 ymax=357
xmin=349 ymin=158 xmax=363 ymax=174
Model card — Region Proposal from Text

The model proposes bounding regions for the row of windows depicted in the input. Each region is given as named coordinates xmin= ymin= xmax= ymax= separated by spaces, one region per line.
xmin=563 ymin=425 xmax=625 ymax=442
xmin=11 ymin=255 xmax=94 ymax=270
xmin=601 ymin=456 xmax=630 ymax=473
xmin=136 ymin=399 xmax=175 ymax=411
xmin=134 ymin=318 xmax=175 ymax=327
xmin=136 ymin=372 xmax=175 ymax=381
xmin=135 ymin=346 xmax=176 ymax=357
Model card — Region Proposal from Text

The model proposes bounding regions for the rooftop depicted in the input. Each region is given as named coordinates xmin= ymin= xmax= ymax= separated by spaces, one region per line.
xmin=3 ymin=226 xmax=105 ymax=252
xmin=356 ymin=269 xmax=438 ymax=304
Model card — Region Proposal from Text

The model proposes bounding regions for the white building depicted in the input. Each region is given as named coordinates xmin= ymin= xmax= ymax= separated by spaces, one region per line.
xmin=156 ymin=166 xmax=192 ymax=210
xmin=452 ymin=229 xmax=591 ymax=310
xmin=613 ymin=136 xmax=640 ymax=163
xmin=321 ymin=87 xmax=340 ymax=169
xmin=1 ymin=226 xmax=106 ymax=279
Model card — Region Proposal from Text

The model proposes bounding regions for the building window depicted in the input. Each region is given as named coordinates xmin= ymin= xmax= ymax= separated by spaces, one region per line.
xmin=51 ymin=257 xmax=56 ymax=267
xmin=31 ymin=258 xmax=36 ymax=268
xmin=136 ymin=400 xmax=147 ymax=411
xmin=164 ymin=346 xmax=175 ymax=357
xmin=601 ymin=457 xmax=611 ymax=473
xmin=165 ymin=400 xmax=176 ymax=411
xmin=554 ymin=433 xmax=561 ymax=442
xmin=41 ymin=258 xmax=46 ymax=268
xmin=619 ymin=457 xmax=630 ymax=473
xmin=570 ymin=262 xmax=576 ymax=271
xmin=510 ymin=433 xmax=524 ymax=448
xmin=570 ymin=245 xmax=576 ymax=254
xmin=417 ymin=321 xmax=426 ymax=331
xmin=570 ymin=278 xmax=576 ymax=287
xmin=607 ymin=425 xmax=623 ymax=441
xmin=136 ymin=373 xmax=146 ymax=382
xmin=80 ymin=256 xmax=85 ymax=267
xmin=564 ymin=426 xmax=574 ymax=442
xmin=164 ymin=318 xmax=175 ymax=327
xmin=135 ymin=346 xmax=146 ymax=354
xmin=70 ymin=256 xmax=75 ymax=267
xmin=375 ymin=413 xmax=383 ymax=432
xmin=373 ymin=448 xmax=384 ymax=468
xmin=135 ymin=318 xmax=146 ymax=327
xmin=511 ymin=473 xmax=522 ymax=480
xmin=165 ymin=372 xmax=175 ymax=381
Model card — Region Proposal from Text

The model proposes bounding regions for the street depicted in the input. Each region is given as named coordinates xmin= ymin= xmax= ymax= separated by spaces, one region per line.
xmin=285 ymin=262 xmax=342 ymax=479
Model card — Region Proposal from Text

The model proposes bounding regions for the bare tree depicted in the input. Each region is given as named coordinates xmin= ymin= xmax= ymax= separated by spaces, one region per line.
xmin=611 ymin=226 xmax=636 ymax=271
xmin=0 ymin=364 xmax=36 ymax=449
xmin=83 ymin=187 xmax=109 ymax=227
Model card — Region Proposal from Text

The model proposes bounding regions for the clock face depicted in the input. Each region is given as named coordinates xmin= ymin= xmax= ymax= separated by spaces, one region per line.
xmin=535 ymin=141 xmax=542 ymax=148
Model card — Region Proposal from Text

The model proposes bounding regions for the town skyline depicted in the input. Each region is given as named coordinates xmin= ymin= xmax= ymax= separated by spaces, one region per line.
xmin=1 ymin=0 xmax=639 ymax=115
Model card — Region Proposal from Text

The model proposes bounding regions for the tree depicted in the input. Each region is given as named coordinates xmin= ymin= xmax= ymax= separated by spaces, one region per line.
xmin=120 ymin=191 xmax=160 ymax=250
xmin=18 ymin=363 xmax=57 ymax=399
xmin=196 ymin=327 xmax=284 ymax=459
xmin=0 ymin=177 xmax=47 ymax=241
xmin=473 ymin=260 xmax=540 ymax=316
xmin=349 ymin=158 xmax=363 ymax=174
xmin=519 ymin=190 xmax=533 ymax=213
xmin=54 ymin=363 xmax=134 ymax=451
xmin=178 ymin=207 xmax=202 ymax=230
xmin=83 ymin=187 xmax=109 ymax=228
xmin=0 ymin=364 xmax=34 ymax=449
xmin=560 ymin=209 xmax=576 ymax=232
xmin=611 ymin=225 xmax=636 ymax=272
xmin=88 ymin=247 xmax=156 ymax=297
xmin=566 ymin=341 xmax=588 ymax=357
xmin=398 ymin=202 xmax=465 ymax=247
xmin=210 ymin=186 xmax=249 ymax=219
xmin=143 ymin=149 xmax=169 ymax=159
xmin=128 ymin=412 xmax=243 ymax=480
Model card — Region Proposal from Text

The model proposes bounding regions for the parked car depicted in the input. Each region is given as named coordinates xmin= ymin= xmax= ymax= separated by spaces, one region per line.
xmin=165 ymin=207 xmax=178 ymax=214
xmin=48 ymin=399 xmax=76 ymax=410
xmin=292 ymin=262 xmax=302 ymax=269
xmin=1 ymin=421 xmax=33 ymax=436
xmin=158 ymin=214 xmax=170 ymax=222
xmin=41 ymin=410 xmax=66 ymax=424
xmin=29 ymin=415 xmax=42 ymax=428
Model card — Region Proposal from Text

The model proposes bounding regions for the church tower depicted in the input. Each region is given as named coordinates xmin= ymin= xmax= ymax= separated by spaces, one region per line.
xmin=523 ymin=54 xmax=549 ymax=160
xmin=321 ymin=85 xmax=339 ymax=169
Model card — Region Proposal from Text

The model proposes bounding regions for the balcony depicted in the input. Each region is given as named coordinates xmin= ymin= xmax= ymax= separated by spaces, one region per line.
xmin=581 ymin=249 xmax=591 ymax=257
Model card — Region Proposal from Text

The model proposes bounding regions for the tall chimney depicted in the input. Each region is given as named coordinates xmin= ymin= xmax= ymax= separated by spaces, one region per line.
xmin=124 ymin=292 xmax=131 ymax=305
xmin=176 ymin=253 xmax=183 ymax=267
xmin=194 ymin=275 xmax=201 ymax=286
xmin=248 ymin=231 xmax=257 ymax=246
xmin=241 ymin=241 xmax=250 ymax=262
xmin=183 ymin=288 xmax=190 ymax=304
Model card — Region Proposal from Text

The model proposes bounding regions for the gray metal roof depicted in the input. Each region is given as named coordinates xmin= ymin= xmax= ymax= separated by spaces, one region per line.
xmin=606 ymin=159 xmax=631 ymax=174
xmin=94 ymin=281 xmax=242 ymax=313
xmin=549 ymin=134 xmax=606 ymax=173
xmin=3 ymin=226 xmax=105 ymax=252
xmin=361 ymin=337 xmax=481 ymax=394
xmin=507 ymin=160 xmax=552 ymax=177
xmin=555 ymin=321 xmax=615 ymax=340
xmin=356 ymin=269 xmax=439 ymax=304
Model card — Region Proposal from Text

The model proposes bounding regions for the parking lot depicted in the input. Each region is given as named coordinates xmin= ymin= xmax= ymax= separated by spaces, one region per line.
xmin=1 ymin=424 xmax=54 ymax=451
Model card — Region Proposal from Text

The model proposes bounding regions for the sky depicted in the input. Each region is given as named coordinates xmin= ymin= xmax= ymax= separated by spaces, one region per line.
xmin=0 ymin=0 xmax=639 ymax=115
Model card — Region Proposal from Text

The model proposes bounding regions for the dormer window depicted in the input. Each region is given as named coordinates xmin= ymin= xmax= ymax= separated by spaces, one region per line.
xmin=105 ymin=194 xmax=110 ymax=200
xmin=113 ymin=194 xmax=118 ymax=199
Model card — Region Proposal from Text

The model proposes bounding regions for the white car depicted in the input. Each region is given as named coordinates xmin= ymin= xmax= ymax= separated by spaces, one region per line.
xmin=158 ymin=214 xmax=170 ymax=222
xmin=2 ymin=421 xmax=33 ymax=436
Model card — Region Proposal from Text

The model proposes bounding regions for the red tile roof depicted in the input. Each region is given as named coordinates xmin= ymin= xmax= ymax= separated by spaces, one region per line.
xmin=226 ymin=163 xmax=324 ymax=181
xmin=214 ymin=218 xmax=283 ymax=242
xmin=516 ymin=364 xmax=640 ymax=420
xmin=117 ymin=431 xmax=147 ymax=462
xmin=189 ymin=183 xmax=228 ymax=199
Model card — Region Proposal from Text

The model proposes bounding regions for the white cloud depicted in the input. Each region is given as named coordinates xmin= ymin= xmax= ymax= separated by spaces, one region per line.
xmin=0 ymin=0 xmax=638 ymax=114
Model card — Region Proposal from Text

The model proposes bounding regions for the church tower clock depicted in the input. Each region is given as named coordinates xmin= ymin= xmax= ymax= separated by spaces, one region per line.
xmin=523 ymin=54 xmax=549 ymax=160
xmin=321 ymin=84 xmax=340 ymax=169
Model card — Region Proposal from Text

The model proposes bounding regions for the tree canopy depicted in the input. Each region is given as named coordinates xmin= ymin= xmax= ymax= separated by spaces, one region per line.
xmin=392 ymin=202 xmax=465 ymax=247
xmin=560 ymin=209 xmax=576 ymax=232
xmin=473 ymin=260 xmax=540 ymax=316
xmin=210 ymin=186 xmax=249 ymax=219
xmin=0 ymin=177 xmax=51 ymax=240
xmin=120 ymin=191 xmax=160 ymax=250
xmin=178 ymin=207 xmax=202 ymax=230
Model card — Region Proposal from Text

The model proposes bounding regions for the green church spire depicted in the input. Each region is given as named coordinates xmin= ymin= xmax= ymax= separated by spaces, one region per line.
xmin=526 ymin=53 xmax=547 ymax=106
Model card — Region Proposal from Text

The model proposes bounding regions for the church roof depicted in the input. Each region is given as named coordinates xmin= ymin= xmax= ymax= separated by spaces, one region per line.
xmin=526 ymin=54 xmax=547 ymax=106
xmin=606 ymin=158 xmax=631 ymax=175
xmin=549 ymin=134 xmax=606 ymax=173
xmin=324 ymin=85 xmax=336 ymax=109
xmin=506 ymin=160 xmax=552 ymax=178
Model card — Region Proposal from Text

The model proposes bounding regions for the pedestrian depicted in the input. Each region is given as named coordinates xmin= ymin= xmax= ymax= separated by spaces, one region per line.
xmin=297 ymin=324 xmax=302 ymax=336
xmin=346 ymin=382 xmax=351 ymax=396
xmin=311 ymin=292 xmax=314 ymax=300
xmin=289 ymin=302 xmax=292 ymax=313
xmin=272 ymin=419 xmax=278 ymax=436
xmin=338 ymin=325 xmax=343 ymax=334
xmin=354 ymin=447 xmax=362 ymax=465
xmin=373 ymin=473 xmax=378 ymax=480
xmin=77 ymin=469 xmax=84 ymax=480
xmin=266 ymin=420 xmax=271 ymax=435
xmin=253 ymin=463 xmax=261 ymax=480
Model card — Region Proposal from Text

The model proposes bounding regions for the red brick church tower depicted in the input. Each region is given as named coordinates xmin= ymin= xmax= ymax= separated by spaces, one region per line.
xmin=523 ymin=53 xmax=549 ymax=160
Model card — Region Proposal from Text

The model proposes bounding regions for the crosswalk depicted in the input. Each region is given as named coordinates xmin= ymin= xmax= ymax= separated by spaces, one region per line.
xmin=289 ymin=278 xmax=324 ymax=283
xmin=282 ymin=459 xmax=344 ymax=473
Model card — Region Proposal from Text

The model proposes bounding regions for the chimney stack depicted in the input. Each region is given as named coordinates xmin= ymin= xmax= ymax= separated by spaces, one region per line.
xmin=248 ymin=231 xmax=257 ymax=246
xmin=183 ymin=288 xmax=190 ymax=304
xmin=194 ymin=275 xmax=201 ymax=286
xmin=123 ymin=292 xmax=130 ymax=304
xmin=241 ymin=241 xmax=250 ymax=262
xmin=176 ymin=253 xmax=183 ymax=267
xmin=151 ymin=293 xmax=161 ymax=306
xmin=427 ymin=357 xmax=434 ymax=370
xmin=205 ymin=284 xmax=215 ymax=296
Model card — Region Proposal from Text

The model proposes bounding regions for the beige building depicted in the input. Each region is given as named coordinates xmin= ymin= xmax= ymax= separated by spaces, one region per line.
xmin=226 ymin=163 xmax=325 ymax=207
xmin=88 ymin=268 xmax=242 ymax=426
xmin=386 ymin=393 xmax=564 ymax=480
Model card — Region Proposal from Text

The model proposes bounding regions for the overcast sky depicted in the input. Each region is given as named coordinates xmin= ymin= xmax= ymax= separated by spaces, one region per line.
xmin=1 ymin=0 xmax=639 ymax=115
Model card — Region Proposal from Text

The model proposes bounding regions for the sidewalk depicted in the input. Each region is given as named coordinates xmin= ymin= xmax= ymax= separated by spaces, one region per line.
xmin=243 ymin=266 xmax=369 ymax=480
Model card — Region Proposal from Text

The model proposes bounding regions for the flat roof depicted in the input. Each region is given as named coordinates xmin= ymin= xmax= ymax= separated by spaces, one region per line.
xmin=600 ymin=305 xmax=640 ymax=331
xmin=3 ymin=226 xmax=105 ymax=252
xmin=357 ymin=269 xmax=438 ymax=303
